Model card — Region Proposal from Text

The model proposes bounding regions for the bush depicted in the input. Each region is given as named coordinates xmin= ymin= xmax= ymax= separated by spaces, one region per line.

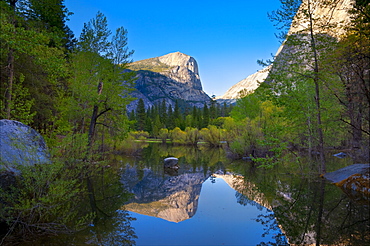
xmin=185 ymin=127 xmax=200 ymax=145
xmin=158 ymin=128 xmax=169 ymax=143
xmin=169 ymin=127 xmax=186 ymax=144
xmin=0 ymin=160 xmax=93 ymax=243
xmin=200 ymin=125 xmax=225 ymax=147
xmin=113 ymin=135 xmax=148 ymax=155
xmin=228 ymin=118 xmax=264 ymax=158
xmin=128 ymin=131 xmax=149 ymax=140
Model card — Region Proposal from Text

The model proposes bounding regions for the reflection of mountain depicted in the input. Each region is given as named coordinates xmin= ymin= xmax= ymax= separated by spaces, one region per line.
xmin=121 ymin=166 xmax=210 ymax=222
xmin=213 ymin=173 xmax=272 ymax=210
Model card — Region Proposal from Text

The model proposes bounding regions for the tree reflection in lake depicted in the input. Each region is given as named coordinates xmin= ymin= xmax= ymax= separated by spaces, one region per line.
xmin=232 ymin=156 xmax=370 ymax=246
xmin=28 ymin=143 xmax=369 ymax=245
xmin=118 ymin=145 xmax=288 ymax=245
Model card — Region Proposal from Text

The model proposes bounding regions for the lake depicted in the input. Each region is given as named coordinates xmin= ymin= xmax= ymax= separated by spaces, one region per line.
xmin=30 ymin=143 xmax=369 ymax=245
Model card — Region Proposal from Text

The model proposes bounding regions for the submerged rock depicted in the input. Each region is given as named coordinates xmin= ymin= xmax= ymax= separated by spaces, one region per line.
xmin=0 ymin=119 xmax=50 ymax=173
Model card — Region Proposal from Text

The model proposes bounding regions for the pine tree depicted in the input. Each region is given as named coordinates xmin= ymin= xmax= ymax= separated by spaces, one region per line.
xmin=136 ymin=98 xmax=146 ymax=131
xmin=202 ymin=103 xmax=210 ymax=128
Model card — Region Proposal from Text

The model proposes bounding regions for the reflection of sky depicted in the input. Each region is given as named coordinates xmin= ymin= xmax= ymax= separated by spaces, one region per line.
xmin=129 ymin=177 xmax=286 ymax=245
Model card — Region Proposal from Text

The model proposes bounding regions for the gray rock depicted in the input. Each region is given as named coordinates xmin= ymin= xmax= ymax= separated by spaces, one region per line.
xmin=0 ymin=119 xmax=50 ymax=173
xmin=323 ymin=164 xmax=369 ymax=184
xmin=323 ymin=164 xmax=370 ymax=198
xmin=164 ymin=157 xmax=179 ymax=169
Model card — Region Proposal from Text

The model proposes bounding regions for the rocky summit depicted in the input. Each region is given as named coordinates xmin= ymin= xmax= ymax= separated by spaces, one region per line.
xmin=127 ymin=52 xmax=210 ymax=111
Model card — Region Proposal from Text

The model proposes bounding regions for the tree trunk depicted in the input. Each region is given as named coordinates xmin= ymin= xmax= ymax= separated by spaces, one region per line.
xmin=5 ymin=50 xmax=14 ymax=119
xmin=308 ymin=0 xmax=326 ymax=173
xmin=5 ymin=1 xmax=17 ymax=119
xmin=87 ymin=104 xmax=99 ymax=150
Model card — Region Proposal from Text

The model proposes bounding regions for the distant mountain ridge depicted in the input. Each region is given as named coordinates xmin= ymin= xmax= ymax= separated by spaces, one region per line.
xmin=216 ymin=66 xmax=271 ymax=103
xmin=127 ymin=52 xmax=210 ymax=111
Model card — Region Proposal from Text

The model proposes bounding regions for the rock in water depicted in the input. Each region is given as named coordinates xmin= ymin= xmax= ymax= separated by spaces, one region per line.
xmin=324 ymin=164 xmax=370 ymax=199
xmin=333 ymin=152 xmax=347 ymax=158
xmin=0 ymin=119 xmax=50 ymax=173
xmin=164 ymin=157 xmax=179 ymax=169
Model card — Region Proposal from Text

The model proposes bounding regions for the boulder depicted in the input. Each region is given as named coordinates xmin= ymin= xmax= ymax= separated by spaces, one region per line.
xmin=0 ymin=119 xmax=50 ymax=173
xmin=323 ymin=164 xmax=370 ymax=199
xmin=164 ymin=157 xmax=179 ymax=169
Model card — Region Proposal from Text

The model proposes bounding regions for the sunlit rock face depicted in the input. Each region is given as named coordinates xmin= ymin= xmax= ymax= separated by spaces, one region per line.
xmin=218 ymin=0 xmax=353 ymax=101
xmin=121 ymin=166 xmax=210 ymax=222
xmin=288 ymin=0 xmax=353 ymax=38
xmin=216 ymin=66 xmax=271 ymax=101
xmin=127 ymin=52 xmax=210 ymax=111
xmin=213 ymin=173 xmax=272 ymax=210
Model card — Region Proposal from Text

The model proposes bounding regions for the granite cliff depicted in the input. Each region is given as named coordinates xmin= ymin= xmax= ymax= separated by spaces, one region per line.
xmin=127 ymin=52 xmax=210 ymax=111
xmin=216 ymin=66 xmax=271 ymax=104
xmin=217 ymin=0 xmax=353 ymax=101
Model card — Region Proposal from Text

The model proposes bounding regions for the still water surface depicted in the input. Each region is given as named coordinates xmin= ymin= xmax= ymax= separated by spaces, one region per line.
xmin=34 ymin=144 xmax=369 ymax=245
xmin=129 ymin=176 xmax=286 ymax=245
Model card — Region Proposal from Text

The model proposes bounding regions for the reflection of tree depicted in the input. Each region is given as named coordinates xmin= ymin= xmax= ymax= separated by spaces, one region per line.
xmin=86 ymin=210 xmax=137 ymax=246
xmin=83 ymin=163 xmax=138 ymax=245
xmin=235 ymin=192 xmax=265 ymax=211
xmin=272 ymin=177 xmax=370 ymax=245
xmin=234 ymin=192 xmax=288 ymax=246
xmin=255 ymin=213 xmax=289 ymax=246
xmin=229 ymin=159 xmax=370 ymax=246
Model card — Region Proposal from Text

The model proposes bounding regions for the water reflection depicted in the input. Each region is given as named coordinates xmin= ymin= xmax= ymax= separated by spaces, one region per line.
xmin=119 ymin=148 xmax=287 ymax=245
xmin=27 ymin=144 xmax=369 ymax=245
xmin=231 ymin=156 xmax=370 ymax=246
xmin=125 ymin=175 xmax=286 ymax=245
xmin=121 ymin=165 xmax=210 ymax=222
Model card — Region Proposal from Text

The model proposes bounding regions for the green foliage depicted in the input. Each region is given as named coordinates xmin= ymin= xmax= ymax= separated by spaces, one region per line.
xmin=0 ymin=0 xmax=68 ymax=131
xmin=0 ymin=161 xmax=93 ymax=241
xmin=111 ymin=134 xmax=148 ymax=155
xmin=200 ymin=125 xmax=225 ymax=147
xmin=135 ymin=98 xmax=146 ymax=131
xmin=231 ymin=90 xmax=261 ymax=120
xmin=184 ymin=127 xmax=200 ymax=145
xmin=228 ymin=118 xmax=264 ymax=157
xmin=129 ymin=131 xmax=150 ymax=140
xmin=9 ymin=74 xmax=36 ymax=125
xmin=61 ymin=12 xmax=135 ymax=152
xmin=158 ymin=128 xmax=169 ymax=143
xmin=169 ymin=127 xmax=186 ymax=144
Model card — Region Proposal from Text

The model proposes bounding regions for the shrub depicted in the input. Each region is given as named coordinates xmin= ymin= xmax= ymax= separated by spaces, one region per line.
xmin=128 ymin=131 xmax=149 ymax=140
xmin=185 ymin=127 xmax=200 ymax=145
xmin=0 ymin=160 xmax=93 ymax=243
xmin=169 ymin=127 xmax=186 ymax=144
xmin=200 ymin=125 xmax=225 ymax=147
xmin=158 ymin=128 xmax=169 ymax=143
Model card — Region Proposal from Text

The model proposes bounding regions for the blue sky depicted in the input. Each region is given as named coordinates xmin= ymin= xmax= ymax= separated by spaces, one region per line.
xmin=64 ymin=0 xmax=282 ymax=97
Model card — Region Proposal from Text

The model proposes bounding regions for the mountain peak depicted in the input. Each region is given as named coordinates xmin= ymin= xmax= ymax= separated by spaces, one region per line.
xmin=158 ymin=52 xmax=198 ymax=75
xmin=127 ymin=52 xmax=210 ymax=111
